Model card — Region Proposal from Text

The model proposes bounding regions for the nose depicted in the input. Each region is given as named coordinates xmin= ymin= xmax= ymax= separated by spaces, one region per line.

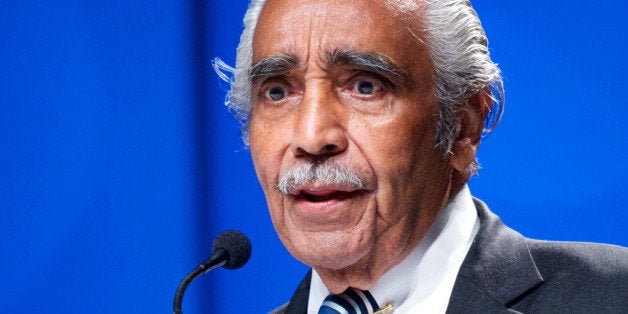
xmin=291 ymin=84 xmax=348 ymax=161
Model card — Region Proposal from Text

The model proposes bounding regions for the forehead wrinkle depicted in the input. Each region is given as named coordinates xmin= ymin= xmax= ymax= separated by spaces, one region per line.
xmin=249 ymin=53 xmax=300 ymax=83
xmin=326 ymin=48 xmax=408 ymax=83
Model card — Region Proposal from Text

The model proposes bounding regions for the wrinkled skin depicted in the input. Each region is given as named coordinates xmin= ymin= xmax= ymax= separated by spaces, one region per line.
xmin=248 ymin=0 xmax=483 ymax=293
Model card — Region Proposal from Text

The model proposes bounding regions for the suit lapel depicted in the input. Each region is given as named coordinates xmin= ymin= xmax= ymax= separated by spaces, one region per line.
xmin=283 ymin=270 xmax=311 ymax=314
xmin=447 ymin=199 xmax=543 ymax=313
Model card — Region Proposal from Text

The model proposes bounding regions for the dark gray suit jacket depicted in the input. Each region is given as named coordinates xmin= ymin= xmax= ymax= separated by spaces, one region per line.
xmin=277 ymin=199 xmax=628 ymax=313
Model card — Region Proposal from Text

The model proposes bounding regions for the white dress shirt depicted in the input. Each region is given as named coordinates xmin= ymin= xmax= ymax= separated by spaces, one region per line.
xmin=307 ymin=185 xmax=480 ymax=313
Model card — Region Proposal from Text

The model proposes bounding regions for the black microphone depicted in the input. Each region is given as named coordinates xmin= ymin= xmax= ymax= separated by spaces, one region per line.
xmin=173 ymin=230 xmax=252 ymax=314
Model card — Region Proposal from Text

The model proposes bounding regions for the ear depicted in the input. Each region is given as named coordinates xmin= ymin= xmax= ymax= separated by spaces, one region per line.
xmin=450 ymin=87 xmax=491 ymax=173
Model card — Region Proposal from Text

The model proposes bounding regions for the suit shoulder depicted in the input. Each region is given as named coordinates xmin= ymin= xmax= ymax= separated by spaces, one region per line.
xmin=514 ymin=240 xmax=628 ymax=312
xmin=526 ymin=239 xmax=628 ymax=277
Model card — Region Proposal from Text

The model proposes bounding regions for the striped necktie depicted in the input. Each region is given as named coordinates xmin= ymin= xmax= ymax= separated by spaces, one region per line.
xmin=318 ymin=288 xmax=379 ymax=314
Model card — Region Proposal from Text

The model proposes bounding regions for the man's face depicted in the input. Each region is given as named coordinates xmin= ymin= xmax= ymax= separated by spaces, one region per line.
xmin=248 ymin=0 xmax=456 ymax=291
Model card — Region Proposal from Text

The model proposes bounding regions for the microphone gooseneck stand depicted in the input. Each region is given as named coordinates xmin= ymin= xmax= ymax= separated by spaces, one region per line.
xmin=172 ymin=230 xmax=252 ymax=314
xmin=173 ymin=249 xmax=228 ymax=314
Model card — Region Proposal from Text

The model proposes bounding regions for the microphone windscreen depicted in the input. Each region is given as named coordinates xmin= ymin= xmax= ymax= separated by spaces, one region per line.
xmin=212 ymin=230 xmax=252 ymax=270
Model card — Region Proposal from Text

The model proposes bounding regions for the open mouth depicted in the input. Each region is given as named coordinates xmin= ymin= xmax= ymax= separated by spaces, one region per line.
xmin=295 ymin=190 xmax=354 ymax=203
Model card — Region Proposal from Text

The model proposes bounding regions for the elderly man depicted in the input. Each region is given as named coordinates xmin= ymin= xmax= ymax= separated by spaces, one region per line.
xmin=215 ymin=0 xmax=627 ymax=312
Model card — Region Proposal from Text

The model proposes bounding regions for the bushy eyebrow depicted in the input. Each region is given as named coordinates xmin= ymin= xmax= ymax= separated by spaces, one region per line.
xmin=248 ymin=49 xmax=408 ymax=85
xmin=327 ymin=49 xmax=408 ymax=83
xmin=249 ymin=53 xmax=299 ymax=83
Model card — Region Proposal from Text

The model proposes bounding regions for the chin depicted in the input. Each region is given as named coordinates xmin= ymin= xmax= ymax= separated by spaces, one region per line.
xmin=285 ymin=229 xmax=374 ymax=270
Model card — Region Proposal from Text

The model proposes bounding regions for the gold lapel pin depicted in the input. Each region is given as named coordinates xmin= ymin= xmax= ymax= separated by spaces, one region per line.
xmin=374 ymin=303 xmax=394 ymax=314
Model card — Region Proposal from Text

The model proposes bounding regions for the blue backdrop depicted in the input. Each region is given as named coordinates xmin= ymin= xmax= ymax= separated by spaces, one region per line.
xmin=1 ymin=1 xmax=626 ymax=313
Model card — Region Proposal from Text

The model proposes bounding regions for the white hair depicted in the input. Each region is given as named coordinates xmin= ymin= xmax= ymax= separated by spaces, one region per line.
xmin=276 ymin=163 xmax=365 ymax=195
xmin=214 ymin=0 xmax=504 ymax=153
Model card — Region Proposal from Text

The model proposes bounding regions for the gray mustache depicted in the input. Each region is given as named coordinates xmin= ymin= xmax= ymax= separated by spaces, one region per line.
xmin=276 ymin=163 xmax=366 ymax=195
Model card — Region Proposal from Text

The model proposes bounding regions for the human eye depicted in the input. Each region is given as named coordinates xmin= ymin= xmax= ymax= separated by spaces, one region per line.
xmin=265 ymin=85 xmax=287 ymax=101
xmin=257 ymin=79 xmax=294 ymax=104
xmin=337 ymin=72 xmax=396 ymax=114
xmin=351 ymin=79 xmax=382 ymax=96
xmin=344 ymin=73 xmax=391 ymax=100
